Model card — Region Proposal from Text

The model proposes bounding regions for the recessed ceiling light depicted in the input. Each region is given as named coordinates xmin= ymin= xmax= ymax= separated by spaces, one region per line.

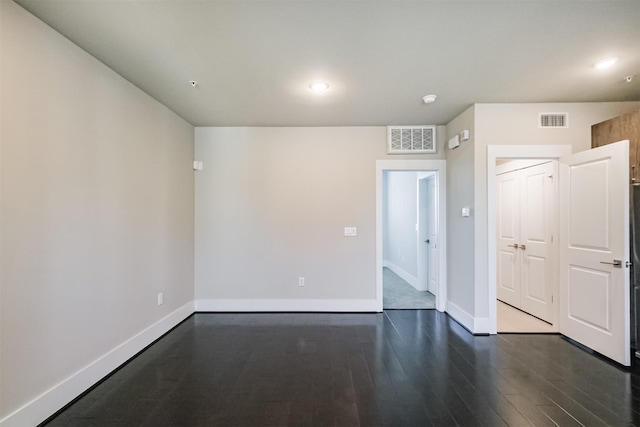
xmin=593 ymin=57 xmax=619 ymax=69
xmin=309 ymin=82 xmax=330 ymax=93
xmin=422 ymin=94 xmax=437 ymax=104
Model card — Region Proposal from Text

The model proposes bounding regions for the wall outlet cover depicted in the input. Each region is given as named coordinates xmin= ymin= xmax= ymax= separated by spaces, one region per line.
xmin=344 ymin=227 xmax=357 ymax=237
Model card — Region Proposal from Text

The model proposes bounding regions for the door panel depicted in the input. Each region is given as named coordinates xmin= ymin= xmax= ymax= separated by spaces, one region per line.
xmin=520 ymin=162 xmax=555 ymax=322
xmin=569 ymin=161 xmax=609 ymax=249
xmin=568 ymin=266 xmax=610 ymax=332
xmin=524 ymin=255 xmax=547 ymax=302
xmin=497 ymin=170 xmax=520 ymax=306
xmin=560 ymin=140 xmax=630 ymax=366
xmin=522 ymin=172 xmax=546 ymax=240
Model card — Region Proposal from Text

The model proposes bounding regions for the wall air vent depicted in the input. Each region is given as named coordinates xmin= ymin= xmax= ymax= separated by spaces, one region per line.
xmin=387 ymin=126 xmax=436 ymax=154
xmin=539 ymin=113 xmax=568 ymax=128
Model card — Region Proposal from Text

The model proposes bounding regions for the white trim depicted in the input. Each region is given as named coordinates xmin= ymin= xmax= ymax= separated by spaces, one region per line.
xmin=473 ymin=317 xmax=492 ymax=335
xmin=376 ymin=159 xmax=447 ymax=313
xmin=487 ymin=145 xmax=571 ymax=335
xmin=383 ymin=260 xmax=419 ymax=290
xmin=0 ymin=301 xmax=195 ymax=427
xmin=445 ymin=300 xmax=475 ymax=332
xmin=495 ymin=159 xmax=552 ymax=175
xmin=195 ymin=299 xmax=378 ymax=312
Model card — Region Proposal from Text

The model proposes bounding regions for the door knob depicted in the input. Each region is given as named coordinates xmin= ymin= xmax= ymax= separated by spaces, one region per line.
xmin=425 ymin=239 xmax=430 ymax=244
xmin=520 ymin=244 xmax=526 ymax=250
xmin=507 ymin=244 xmax=520 ymax=249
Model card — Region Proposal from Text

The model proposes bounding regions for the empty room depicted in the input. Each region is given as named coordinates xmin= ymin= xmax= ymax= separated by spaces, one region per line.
xmin=2 ymin=0 xmax=640 ymax=426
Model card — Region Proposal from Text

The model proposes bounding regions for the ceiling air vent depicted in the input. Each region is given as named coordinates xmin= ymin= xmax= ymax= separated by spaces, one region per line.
xmin=387 ymin=126 xmax=436 ymax=154
xmin=539 ymin=113 xmax=568 ymax=128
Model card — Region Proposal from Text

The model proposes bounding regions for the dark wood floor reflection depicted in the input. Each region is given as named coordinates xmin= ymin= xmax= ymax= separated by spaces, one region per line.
xmin=43 ymin=311 xmax=640 ymax=426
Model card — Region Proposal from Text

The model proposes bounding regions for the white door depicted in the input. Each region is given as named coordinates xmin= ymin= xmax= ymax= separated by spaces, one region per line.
xmin=497 ymin=170 xmax=521 ymax=307
xmin=520 ymin=162 xmax=556 ymax=323
xmin=417 ymin=177 xmax=429 ymax=292
xmin=426 ymin=176 xmax=438 ymax=294
xmin=559 ymin=140 xmax=630 ymax=366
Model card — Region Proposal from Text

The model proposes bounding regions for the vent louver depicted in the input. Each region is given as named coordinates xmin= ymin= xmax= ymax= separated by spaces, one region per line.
xmin=387 ymin=126 xmax=436 ymax=154
xmin=539 ymin=113 xmax=568 ymax=128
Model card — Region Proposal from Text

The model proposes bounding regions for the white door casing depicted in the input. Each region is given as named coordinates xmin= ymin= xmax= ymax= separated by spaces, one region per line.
xmin=559 ymin=140 xmax=630 ymax=366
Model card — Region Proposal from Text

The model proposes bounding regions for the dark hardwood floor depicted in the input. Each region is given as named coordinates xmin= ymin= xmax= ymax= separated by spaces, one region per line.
xmin=43 ymin=311 xmax=640 ymax=426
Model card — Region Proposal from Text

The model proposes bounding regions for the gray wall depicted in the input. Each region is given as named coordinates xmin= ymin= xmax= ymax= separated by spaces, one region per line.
xmin=1 ymin=2 xmax=195 ymax=423
xmin=194 ymin=127 xmax=446 ymax=310
xmin=445 ymin=106 xmax=476 ymax=318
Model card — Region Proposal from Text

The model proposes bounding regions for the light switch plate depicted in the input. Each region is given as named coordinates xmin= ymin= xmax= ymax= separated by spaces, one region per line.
xmin=344 ymin=227 xmax=357 ymax=237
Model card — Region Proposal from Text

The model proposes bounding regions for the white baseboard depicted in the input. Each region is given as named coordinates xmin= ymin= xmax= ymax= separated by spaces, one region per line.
xmin=445 ymin=301 xmax=492 ymax=335
xmin=383 ymin=261 xmax=423 ymax=290
xmin=445 ymin=300 xmax=475 ymax=333
xmin=0 ymin=301 xmax=194 ymax=427
xmin=195 ymin=298 xmax=378 ymax=312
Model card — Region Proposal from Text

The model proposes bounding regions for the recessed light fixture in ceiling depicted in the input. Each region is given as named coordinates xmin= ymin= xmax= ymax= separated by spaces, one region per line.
xmin=309 ymin=81 xmax=330 ymax=93
xmin=422 ymin=94 xmax=437 ymax=104
xmin=593 ymin=57 xmax=619 ymax=69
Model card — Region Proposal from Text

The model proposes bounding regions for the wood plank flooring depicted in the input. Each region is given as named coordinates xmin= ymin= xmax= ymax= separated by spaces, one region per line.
xmin=42 ymin=311 xmax=640 ymax=426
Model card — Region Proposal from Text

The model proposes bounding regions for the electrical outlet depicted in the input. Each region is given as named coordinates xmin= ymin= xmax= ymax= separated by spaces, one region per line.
xmin=299 ymin=277 xmax=305 ymax=287
xmin=157 ymin=293 xmax=164 ymax=306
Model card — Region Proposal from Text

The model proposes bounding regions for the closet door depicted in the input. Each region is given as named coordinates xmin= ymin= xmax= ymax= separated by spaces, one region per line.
xmin=519 ymin=162 xmax=555 ymax=323
xmin=497 ymin=170 xmax=521 ymax=307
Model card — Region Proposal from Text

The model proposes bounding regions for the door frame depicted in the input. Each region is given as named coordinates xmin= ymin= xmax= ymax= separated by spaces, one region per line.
xmin=487 ymin=145 xmax=572 ymax=334
xmin=376 ymin=160 xmax=447 ymax=312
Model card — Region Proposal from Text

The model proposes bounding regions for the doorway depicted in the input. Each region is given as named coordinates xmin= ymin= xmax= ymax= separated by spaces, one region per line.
xmin=487 ymin=145 xmax=572 ymax=334
xmin=382 ymin=171 xmax=436 ymax=309
xmin=376 ymin=160 xmax=447 ymax=312
xmin=495 ymin=159 xmax=557 ymax=332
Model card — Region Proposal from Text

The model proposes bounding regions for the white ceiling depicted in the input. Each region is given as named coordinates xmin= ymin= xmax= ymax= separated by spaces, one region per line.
xmin=15 ymin=0 xmax=640 ymax=127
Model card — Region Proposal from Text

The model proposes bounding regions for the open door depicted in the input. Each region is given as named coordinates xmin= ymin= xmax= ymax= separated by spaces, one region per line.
xmin=426 ymin=176 xmax=438 ymax=294
xmin=417 ymin=174 xmax=438 ymax=295
xmin=559 ymin=140 xmax=630 ymax=366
